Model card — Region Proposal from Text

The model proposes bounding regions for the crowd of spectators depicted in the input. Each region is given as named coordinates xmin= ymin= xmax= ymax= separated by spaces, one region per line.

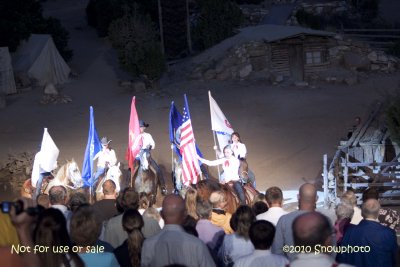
xmin=1 ymin=180 xmax=399 ymax=267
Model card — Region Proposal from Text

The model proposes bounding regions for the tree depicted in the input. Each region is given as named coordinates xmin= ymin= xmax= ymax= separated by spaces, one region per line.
xmin=0 ymin=0 xmax=72 ymax=61
xmin=192 ymin=0 xmax=243 ymax=50
xmin=108 ymin=8 xmax=165 ymax=80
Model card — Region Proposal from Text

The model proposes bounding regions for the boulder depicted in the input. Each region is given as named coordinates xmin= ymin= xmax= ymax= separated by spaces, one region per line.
xmin=203 ymin=69 xmax=217 ymax=80
xmin=239 ymin=64 xmax=252 ymax=79
xmin=44 ymin=83 xmax=58 ymax=95
xmin=216 ymin=69 xmax=232 ymax=81
xmin=343 ymin=52 xmax=370 ymax=71
xmin=367 ymin=51 xmax=378 ymax=62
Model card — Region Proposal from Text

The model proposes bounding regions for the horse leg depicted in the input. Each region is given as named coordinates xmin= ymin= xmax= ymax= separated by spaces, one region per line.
xmin=149 ymin=159 xmax=167 ymax=195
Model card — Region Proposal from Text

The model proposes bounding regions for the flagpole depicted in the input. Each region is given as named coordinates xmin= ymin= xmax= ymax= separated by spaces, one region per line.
xmin=212 ymin=130 xmax=221 ymax=180
xmin=171 ymin=144 xmax=174 ymax=192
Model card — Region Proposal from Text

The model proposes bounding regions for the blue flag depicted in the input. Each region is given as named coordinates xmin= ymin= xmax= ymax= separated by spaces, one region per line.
xmin=82 ymin=106 xmax=102 ymax=186
xmin=169 ymin=101 xmax=203 ymax=160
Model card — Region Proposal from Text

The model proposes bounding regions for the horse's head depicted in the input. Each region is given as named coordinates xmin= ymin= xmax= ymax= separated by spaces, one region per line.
xmin=106 ymin=162 xmax=122 ymax=192
xmin=139 ymin=149 xmax=151 ymax=171
xmin=67 ymin=159 xmax=83 ymax=188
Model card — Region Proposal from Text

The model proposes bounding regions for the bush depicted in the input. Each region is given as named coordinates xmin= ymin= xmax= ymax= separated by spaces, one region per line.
xmin=192 ymin=0 xmax=243 ymax=50
xmin=109 ymin=9 xmax=165 ymax=80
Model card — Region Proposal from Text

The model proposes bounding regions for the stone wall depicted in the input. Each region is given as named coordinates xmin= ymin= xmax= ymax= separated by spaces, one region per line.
xmin=189 ymin=36 xmax=398 ymax=85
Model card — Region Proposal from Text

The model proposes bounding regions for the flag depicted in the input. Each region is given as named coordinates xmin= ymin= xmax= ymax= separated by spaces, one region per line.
xmin=169 ymin=101 xmax=183 ymax=159
xmin=179 ymin=95 xmax=201 ymax=185
xmin=126 ymin=96 xmax=142 ymax=170
xmin=31 ymin=128 xmax=60 ymax=187
xmin=209 ymin=91 xmax=234 ymax=151
xmin=82 ymin=106 xmax=102 ymax=186
xmin=169 ymin=101 xmax=203 ymax=160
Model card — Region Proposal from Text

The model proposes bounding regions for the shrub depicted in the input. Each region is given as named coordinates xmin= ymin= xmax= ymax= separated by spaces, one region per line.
xmin=109 ymin=9 xmax=165 ymax=80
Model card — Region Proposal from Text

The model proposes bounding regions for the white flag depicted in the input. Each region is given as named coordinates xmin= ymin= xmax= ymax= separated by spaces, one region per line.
xmin=31 ymin=128 xmax=59 ymax=187
xmin=209 ymin=91 xmax=234 ymax=151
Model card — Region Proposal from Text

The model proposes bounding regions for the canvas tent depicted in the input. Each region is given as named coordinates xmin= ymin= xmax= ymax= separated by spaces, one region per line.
xmin=0 ymin=47 xmax=17 ymax=95
xmin=13 ymin=34 xmax=70 ymax=86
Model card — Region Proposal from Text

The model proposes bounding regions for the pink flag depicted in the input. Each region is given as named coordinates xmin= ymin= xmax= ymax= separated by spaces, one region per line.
xmin=125 ymin=97 xmax=142 ymax=170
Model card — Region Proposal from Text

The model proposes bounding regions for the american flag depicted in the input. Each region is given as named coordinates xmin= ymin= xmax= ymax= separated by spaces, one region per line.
xmin=179 ymin=95 xmax=201 ymax=185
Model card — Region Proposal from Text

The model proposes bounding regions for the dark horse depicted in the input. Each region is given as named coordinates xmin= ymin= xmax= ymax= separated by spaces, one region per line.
xmin=130 ymin=149 xmax=157 ymax=205
xmin=196 ymin=178 xmax=259 ymax=214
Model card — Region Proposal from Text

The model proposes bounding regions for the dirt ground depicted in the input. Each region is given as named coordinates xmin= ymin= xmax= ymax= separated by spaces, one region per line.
xmin=1 ymin=0 xmax=400 ymax=204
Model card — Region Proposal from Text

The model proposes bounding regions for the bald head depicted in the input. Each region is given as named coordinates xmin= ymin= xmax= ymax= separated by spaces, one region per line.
xmin=161 ymin=194 xmax=186 ymax=225
xmin=293 ymin=212 xmax=331 ymax=250
xmin=298 ymin=183 xmax=317 ymax=210
xmin=361 ymin=199 xmax=380 ymax=220
xmin=102 ymin=180 xmax=116 ymax=197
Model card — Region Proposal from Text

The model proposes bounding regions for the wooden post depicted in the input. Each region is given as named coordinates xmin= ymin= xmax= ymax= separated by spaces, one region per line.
xmin=344 ymin=153 xmax=349 ymax=192
xmin=323 ymin=154 xmax=328 ymax=208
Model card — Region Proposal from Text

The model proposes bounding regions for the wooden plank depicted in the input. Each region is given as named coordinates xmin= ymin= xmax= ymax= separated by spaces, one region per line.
xmin=344 ymin=34 xmax=400 ymax=39
xmin=343 ymin=29 xmax=400 ymax=32
xmin=352 ymin=102 xmax=382 ymax=146
xmin=341 ymin=162 xmax=400 ymax=167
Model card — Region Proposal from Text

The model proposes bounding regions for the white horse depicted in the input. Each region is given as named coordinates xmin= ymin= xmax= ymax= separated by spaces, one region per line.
xmin=95 ymin=162 xmax=122 ymax=200
xmin=33 ymin=159 xmax=83 ymax=195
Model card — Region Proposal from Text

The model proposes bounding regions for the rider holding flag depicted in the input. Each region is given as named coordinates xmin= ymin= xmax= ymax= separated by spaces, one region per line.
xmin=93 ymin=137 xmax=117 ymax=185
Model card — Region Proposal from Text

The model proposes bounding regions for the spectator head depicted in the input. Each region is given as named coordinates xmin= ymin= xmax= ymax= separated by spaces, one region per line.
xmin=293 ymin=212 xmax=332 ymax=251
xmin=265 ymin=187 xmax=284 ymax=207
xmin=36 ymin=194 xmax=50 ymax=208
xmin=34 ymin=208 xmax=83 ymax=267
xmin=143 ymin=207 xmax=162 ymax=223
xmin=102 ymin=180 xmax=117 ymax=198
xmin=139 ymin=192 xmax=150 ymax=210
xmin=298 ymin=183 xmax=318 ymax=211
xmin=122 ymin=209 xmax=144 ymax=267
xmin=362 ymin=187 xmax=379 ymax=202
xmin=335 ymin=202 xmax=354 ymax=220
xmin=361 ymin=199 xmax=380 ymax=220
xmin=121 ymin=187 xmax=139 ymax=211
xmin=68 ymin=192 xmax=88 ymax=212
xmin=185 ymin=188 xmax=199 ymax=220
xmin=341 ymin=190 xmax=357 ymax=207
xmin=209 ymin=191 xmax=227 ymax=209
xmin=49 ymin=186 xmax=68 ymax=206
xmin=196 ymin=200 xmax=213 ymax=220
xmin=249 ymin=220 xmax=275 ymax=250
xmin=252 ymin=201 xmax=268 ymax=216
xmin=161 ymin=194 xmax=186 ymax=225
xmin=233 ymin=205 xmax=256 ymax=240
xmin=70 ymin=205 xmax=102 ymax=247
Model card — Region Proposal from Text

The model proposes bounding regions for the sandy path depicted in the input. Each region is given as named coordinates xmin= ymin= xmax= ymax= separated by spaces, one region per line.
xmin=1 ymin=0 xmax=399 ymax=201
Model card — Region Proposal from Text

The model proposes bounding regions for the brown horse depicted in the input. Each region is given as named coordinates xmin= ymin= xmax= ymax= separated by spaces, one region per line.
xmin=196 ymin=179 xmax=259 ymax=214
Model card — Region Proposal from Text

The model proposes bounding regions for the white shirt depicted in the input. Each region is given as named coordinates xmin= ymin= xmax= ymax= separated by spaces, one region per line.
xmin=234 ymin=249 xmax=288 ymax=267
xmin=256 ymin=207 xmax=288 ymax=226
xmin=94 ymin=148 xmax=117 ymax=168
xmin=231 ymin=142 xmax=247 ymax=158
xmin=200 ymin=157 xmax=240 ymax=183
xmin=140 ymin=132 xmax=155 ymax=150
xmin=290 ymin=253 xmax=354 ymax=267
xmin=350 ymin=206 xmax=362 ymax=225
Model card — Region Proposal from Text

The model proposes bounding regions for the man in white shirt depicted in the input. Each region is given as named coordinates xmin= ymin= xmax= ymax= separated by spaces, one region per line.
xmin=132 ymin=120 xmax=166 ymax=195
xmin=93 ymin=137 xmax=117 ymax=185
xmin=257 ymin=186 xmax=288 ymax=225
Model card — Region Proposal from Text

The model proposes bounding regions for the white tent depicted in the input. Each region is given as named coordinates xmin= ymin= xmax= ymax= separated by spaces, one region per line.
xmin=0 ymin=47 xmax=17 ymax=95
xmin=13 ymin=34 xmax=70 ymax=86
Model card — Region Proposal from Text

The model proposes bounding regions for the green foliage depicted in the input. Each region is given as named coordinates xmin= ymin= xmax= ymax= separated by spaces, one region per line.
xmin=192 ymin=0 xmax=243 ymax=50
xmin=0 ymin=0 xmax=72 ymax=61
xmin=386 ymin=95 xmax=400 ymax=144
xmin=109 ymin=10 xmax=165 ymax=80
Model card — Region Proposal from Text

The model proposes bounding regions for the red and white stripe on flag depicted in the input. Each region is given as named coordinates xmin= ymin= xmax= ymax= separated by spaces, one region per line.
xmin=180 ymin=118 xmax=200 ymax=185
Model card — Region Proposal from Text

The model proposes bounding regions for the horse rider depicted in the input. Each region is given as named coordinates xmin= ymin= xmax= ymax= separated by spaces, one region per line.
xmin=93 ymin=137 xmax=117 ymax=186
xmin=132 ymin=120 xmax=167 ymax=195
xmin=32 ymin=151 xmax=58 ymax=199
xmin=230 ymin=132 xmax=256 ymax=188
xmin=198 ymin=145 xmax=246 ymax=205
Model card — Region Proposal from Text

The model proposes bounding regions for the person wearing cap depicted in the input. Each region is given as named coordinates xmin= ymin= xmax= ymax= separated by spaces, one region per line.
xmin=93 ymin=137 xmax=117 ymax=185
xmin=133 ymin=120 xmax=167 ymax=195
